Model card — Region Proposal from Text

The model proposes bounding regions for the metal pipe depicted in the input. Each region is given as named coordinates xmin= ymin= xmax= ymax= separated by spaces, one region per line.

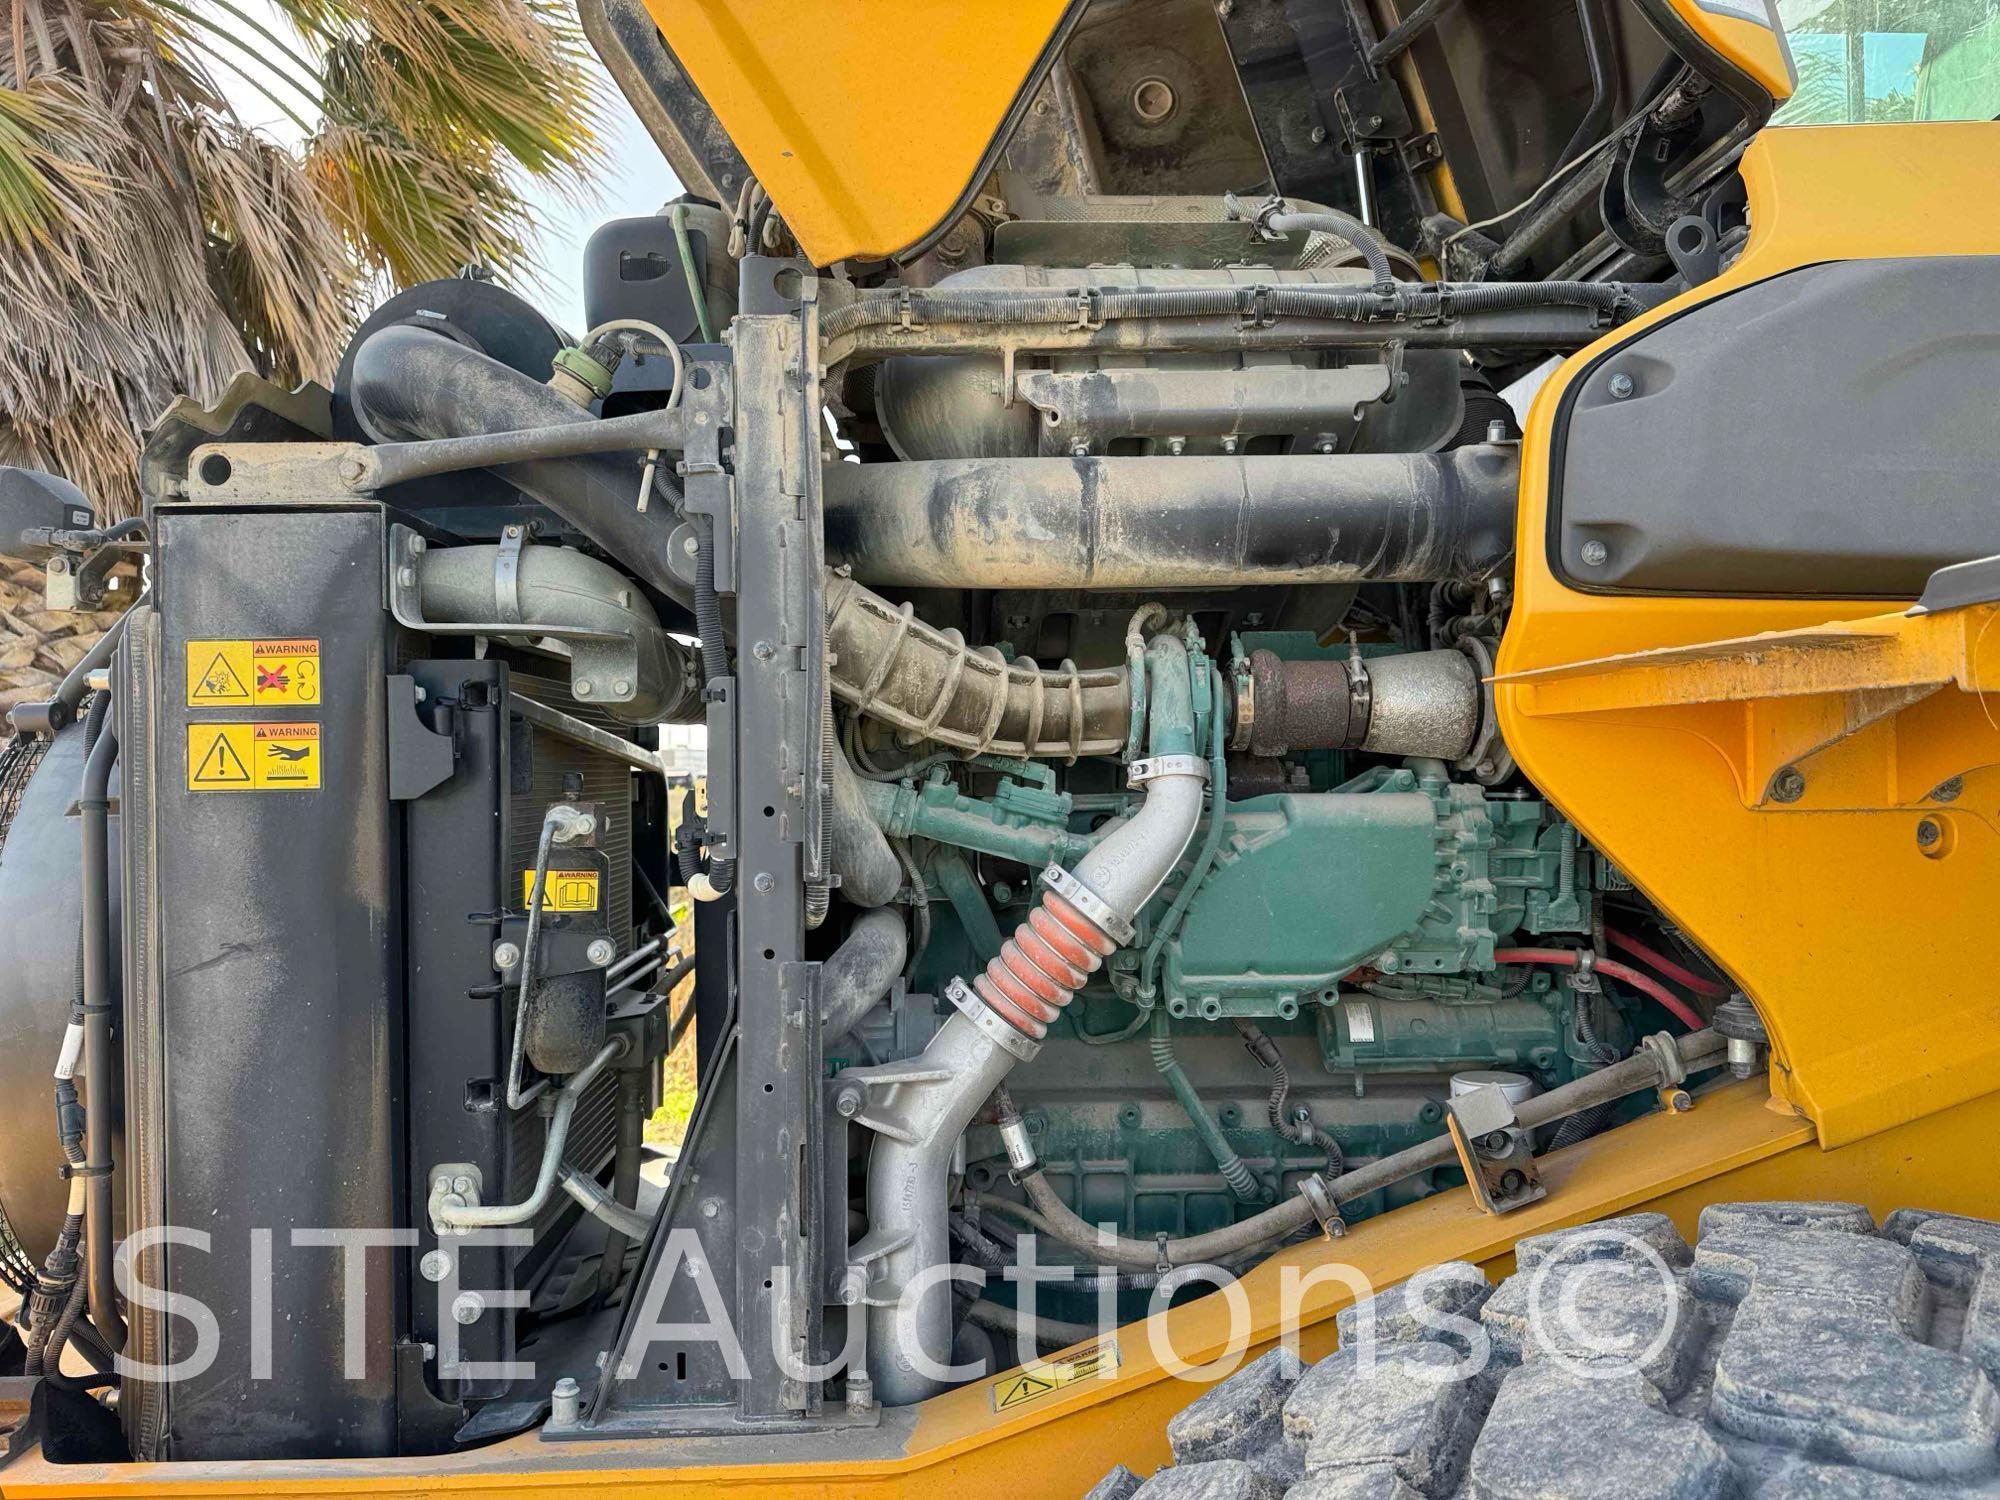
xmin=1009 ymin=1029 xmax=1728 ymax=1268
xmin=856 ymin=639 xmax=1208 ymax=1404
xmin=417 ymin=544 xmax=701 ymax=725
xmin=79 ymin=718 xmax=124 ymax=1351
xmin=594 ymin=1069 xmax=649 ymax=1295
xmin=1367 ymin=0 xmax=1460 ymax=64
xmin=436 ymin=1037 xmax=628 ymax=1232
xmin=560 ymin=1161 xmax=653 ymax=1242
xmin=823 ymin=448 xmax=1518 ymax=591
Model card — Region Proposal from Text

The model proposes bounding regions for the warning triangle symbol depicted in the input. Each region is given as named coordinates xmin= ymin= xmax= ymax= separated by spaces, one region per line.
xmin=192 ymin=651 xmax=250 ymax=702
xmin=194 ymin=733 xmax=251 ymax=784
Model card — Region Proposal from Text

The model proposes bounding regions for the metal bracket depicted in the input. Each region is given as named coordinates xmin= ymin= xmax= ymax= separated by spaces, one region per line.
xmin=1296 ymin=1175 xmax=1346 ymax=1239
xmin=1127 ymin=753 xmax=1209 ymax=787
xmin=1445 ymin=1084 xmax=1546 ymax=1216
xmin=426 ymin=1162 xmax=486 ymax=1237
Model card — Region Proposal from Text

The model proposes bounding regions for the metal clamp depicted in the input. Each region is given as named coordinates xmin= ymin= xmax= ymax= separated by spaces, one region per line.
xmin=1296 ymin=1175 xmax=1346 ymax=1239
xmin=946 ymin=978 xmax=1042 ymax=1062
xmin=1444 ymin=1084 xmax=1545 ymax=1216
xmin=493 ymin=524 xmax=528 ymax=625
xmin=1637 ymin=1030 xmax=1687 ymax=1090
xmin=1127 ymin=754 xmax=1210 ymax=788
xmin=1039 ymin=864 xmax=1135 ymax=947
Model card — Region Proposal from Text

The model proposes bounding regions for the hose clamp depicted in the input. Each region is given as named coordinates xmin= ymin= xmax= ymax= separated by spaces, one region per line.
xmin=947 ymin=978 xmax=1042 ymax=1062
xmin=1638 ymin=1031 xmax=1686 ymax=1090
xmin=1297 ymin=1175 xmax=1345 ymax=1239
xmin=1039 ymin=864 xmax=1135 ymax=947
xmin=1127 ymin=754 xmax=1209 ymax=788
xmin=1572 ymin=948 xmax=1600 ymax=994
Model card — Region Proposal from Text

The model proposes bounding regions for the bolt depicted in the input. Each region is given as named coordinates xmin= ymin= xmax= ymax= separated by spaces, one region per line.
xmin=1579 ymin=539 xmax=1609 ymax=566
xmin=409 ymin=535 xmax=427 ymax=554
xmin=1932 ymin=776 xmax=1963 ymax=803
xmin=833 ymin=1082 xmax=865 ymax=1118
xmin=338 ymin=454 xmax=368 ymax=484
xmin=451 ymin=1292 xmax=485 ymax=1325
xmin=397 ymin=565 xmax=417 ymax=589
xmin=420 ymin=1250 xmax=451 ymax=1282
xmin=1474 ymin=759 xmax=1496 ymax=779
xmin=1221 ymin=435 xmax=1239 ymax=454
xmin=586 ymin=937 xmax=617 ymax=967
xmin=752 ymin=640 xmax=776 ymax=661
xmin=752 ymin=871 xmax=776 ymax=893
xmin=550 ymin=1377 xmax=582 ymax=1425
xmin=1480 ymin=1130 xmax=1511 ymax=1154
xmin=433 ymin=1173 xmax=454 ymax=1193
xmin=505 ymin=524 xmax=521 ymax=538
xmin=1916 ymin=817 xmax=1943 ymax=849
xmin=1069 ymin=442 xmax=1089 ymax=457
xmin=1486 ymin=418 xmax=1509 ymax=444
xmin=613 ymin=679 xmax=631 ymax=696
xmin=452 ymin=1174 xmax=475 ymax=1195
xmin=1167 ymin=436 xmax=1186 ymax=455
xmin=1771 ymin=767 xmax=1807 ymax=803
xmin=493 ymin=941 xmax=521 ymax=971
xmin=700 ymin=1197 xmax=720 ymax=1219
xmin=1663 ymin=1088 xmax=1693 ymax=1113
xmin=1316 ymin=440 xmax=1335 ymax=454
xmin=1310 ymin=124 xmax=1329 ymax=144
xmin=47 ymin=557 xmax=67 ymax=575
xmin=1607 ymin=372 xmax=1635 ymax=399
xmin=682 ymin=534 xmax=699 ymax=557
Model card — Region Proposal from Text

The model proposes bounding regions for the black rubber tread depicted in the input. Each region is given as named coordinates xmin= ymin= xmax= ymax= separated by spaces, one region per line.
xmin=1083 ymin=1203 xmax=2000 ymax=1499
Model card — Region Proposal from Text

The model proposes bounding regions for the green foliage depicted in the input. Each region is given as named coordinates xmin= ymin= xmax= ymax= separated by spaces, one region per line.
xmin=0 ymin=0 xmax=610 ymax=516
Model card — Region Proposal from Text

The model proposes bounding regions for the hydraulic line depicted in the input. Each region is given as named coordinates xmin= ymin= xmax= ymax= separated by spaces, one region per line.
xmin=1152 ymin=1010 xmax=1259 ymax=1201
xmin=1237 ymin=1022 xmax=1345 ymax=1180
xmin=1001 ymin=1029 xmax=1725 ymax=1269
xmin=1494 ymin=947 xmax=1706 ymax=1030
xmin=78 ymin=707 xmax=122 ymax=1352
xmin=1606 ymin=928 xmax=1728 ymax=999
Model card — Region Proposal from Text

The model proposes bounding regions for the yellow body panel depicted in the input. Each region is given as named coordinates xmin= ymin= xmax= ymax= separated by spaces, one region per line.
xmin=1656 ymin=0 xmax=1796 ymax=102
xmin=12 ymin=1082 xmax=2000 ymax=1495
xmin=1497 ymin=121 xmax=2000 ymax=1148
xmin=637 ymin=0 xmax=1072 ymax=265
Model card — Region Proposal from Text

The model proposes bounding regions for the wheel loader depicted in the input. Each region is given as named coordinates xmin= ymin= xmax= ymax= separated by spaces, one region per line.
xmin=4 ymin=0 xmax=2000 ymax=1494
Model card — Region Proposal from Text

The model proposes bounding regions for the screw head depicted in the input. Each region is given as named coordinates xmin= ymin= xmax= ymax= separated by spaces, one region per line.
xmin=753 ymin=640 xmax=776 ymax=660
xmin=682 ymin=533 xmax=699 ymax=556
xmin=1607 ymin=372 xmax=1635 ymax=399
xmin=1916 ymin=817 xmax=1943 ymax=848
xmin=451 ymin=1292 xmax=485 ymax=1325
xmin=452 ymin=1174 xmax=475 ymax=1195
xmin=700 ymin=1197 xmax=720 ymax=1219
xmin=1771 ymin=767 xmax=1807 ymax=803
xmin=552 ymin=1377 xmax=580 ymax=1399
xmin=492 ymin=942 xmax=521 ymax=971
xmin=409 ymin=535 xmax=427 ymax=554
xmin=753 ymin=871 xmax=775 ymax=893
xmin=1310 ymin=124 xmax=1329 ymax=144
xmin=586 ymin=938 xmax=617 ymax=967
xmin=613 ymin=679 xmax=632 ymax=696
xmin=420 ymin=1250 xmax=450 ymax=1282
xmin=397 ymin=565 xmax=416 ymax=588
xmin=575 ymin=680 xmax=593 ymax=697
xmin=1931 ymin=776 xmax=1964 ymax=803
xmin=1579 ymin=539 xmax=1609 ymax=566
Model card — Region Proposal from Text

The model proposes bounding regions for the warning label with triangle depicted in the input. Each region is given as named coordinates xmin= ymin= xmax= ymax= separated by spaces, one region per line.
xmin=989 ymin=1337 xmax=1120 ymax=1412
xmin=186 ymin=722 xmax=320 ymax=792
xmin=185 ymin=638 xmax=321 ymax=706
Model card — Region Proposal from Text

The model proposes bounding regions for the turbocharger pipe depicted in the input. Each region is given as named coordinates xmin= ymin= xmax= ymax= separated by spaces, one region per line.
xmin=861 ymin=635 xmax=1207 ymax=1404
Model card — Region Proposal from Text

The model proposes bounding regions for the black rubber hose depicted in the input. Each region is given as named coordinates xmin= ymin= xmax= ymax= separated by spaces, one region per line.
xmin=78 ymin=715 xmax=123 ymax=1352
xmin=1261 ymin=208 xmax=1397 ymax=292
xmin=348 ymin=325 xmax=691 ymax=608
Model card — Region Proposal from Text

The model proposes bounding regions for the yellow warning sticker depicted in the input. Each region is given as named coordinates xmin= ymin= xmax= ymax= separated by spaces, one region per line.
xmin=185 ymin=639 xmax=321 ymax=707
xmin=186 ymin=722 xmax=321 ymax=792
xmin=523 ymin=869 xmax=601 ymax=912
xmin=990 ymin=1338 xmax=1120 ymax=1412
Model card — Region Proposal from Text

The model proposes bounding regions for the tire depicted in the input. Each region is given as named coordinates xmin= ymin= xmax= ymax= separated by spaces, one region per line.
xmin=1081 ymin=1201 xmax=2000 ymax=1499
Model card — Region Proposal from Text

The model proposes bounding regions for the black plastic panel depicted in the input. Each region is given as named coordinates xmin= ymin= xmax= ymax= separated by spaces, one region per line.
xmin=1554 ymin=257 xmax=2000 ymax=597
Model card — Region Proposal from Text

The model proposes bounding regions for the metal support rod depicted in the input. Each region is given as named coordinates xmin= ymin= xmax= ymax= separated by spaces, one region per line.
xmin=1367 ymin=0 xmax=1459 ymax=64
xmin=80 ymin=717 xmax=124 ymax=1351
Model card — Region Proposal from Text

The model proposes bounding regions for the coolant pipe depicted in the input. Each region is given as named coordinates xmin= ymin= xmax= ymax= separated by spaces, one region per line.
xmin=1151 ymin=1010 xmax=1259 ymax=1201
xmin=854 ymin=633 xmax=1207 ymax=1404
xmin=821 ymin=908 xmax=908 ymax=1044
xmin=79 ymin=714 xmax=124 ymax=1351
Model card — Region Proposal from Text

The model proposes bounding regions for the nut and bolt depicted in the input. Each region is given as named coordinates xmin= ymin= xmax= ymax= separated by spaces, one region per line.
xmin=847 ymin=1367 xmax=876 ymax=1414
xmin=575 ymin=680 xmax=593 ymax=697
xmin=492 ymin=941 xmax=521 ymax=971
xmin=450 ymin=1292 xmax=485 ymax=1326
xmin=452 ymin=1174 xmax=474 ymax=1195
xmin=419 ymin=1250 xmax=451 ymax=1282
xmin=833 ymin=1082 xmax=866 ymax=1118
xmin=1770 ymin=767 xmax=1807 ymax=803
xmin=1486 ymin=418 xmax=1510 ymax=444
xmin=397 ymin=565 xmax=417 ymax=588
xmin=1579 ymin=539 xmax=1609 ymax=566
xmin=550 ymin=1376 xmax=582 ymax=1425
xmin=586 ymin=938 xmax=618 ymax=967
xmin=613 ymin=679 xmax=631 ymax=696
xmin=1607 ymin=372 xmax=1635 ymax=399
xmin=1661 ymin=1087 xmax=1693 ymax=1113
xmin=1916 ymin=817 xmax=1943 ymax=850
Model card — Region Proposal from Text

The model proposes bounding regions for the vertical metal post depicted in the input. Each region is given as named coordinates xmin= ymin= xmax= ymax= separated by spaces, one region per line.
xmin=727 ymin=259 xmax=826 ymax=1418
